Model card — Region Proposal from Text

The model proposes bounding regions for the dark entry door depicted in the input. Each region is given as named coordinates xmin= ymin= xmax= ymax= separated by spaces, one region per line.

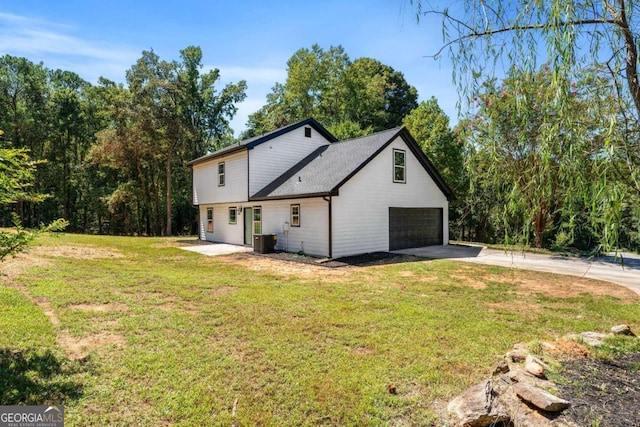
xmin=389 ymin=207 xmax=443 ymax=250
xmin=244 ymin=208 xmax=253 ymax=245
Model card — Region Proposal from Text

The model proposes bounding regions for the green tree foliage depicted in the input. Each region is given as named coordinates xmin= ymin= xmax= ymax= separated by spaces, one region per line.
xmin=463 ymin=67 xmax=635 ymax=249
xmin=402 ymin=98 xmax=466 ymax=239
xmin=0 ymin=131 xmax=67 ymax=263
xmin=0 ymin=56 xmax=100 ymax=230
xmin=243 ymin=44 xmax=418 ymax=138
xmin=402 ymin=98 xmax=462 ymax=189
xmin=90 ymin=47 xmax=246 ymax=235
xmin=0 ymin=48 xmax=246 ymax=237
xmin=411 ymin=0 xmax=640 ymax=250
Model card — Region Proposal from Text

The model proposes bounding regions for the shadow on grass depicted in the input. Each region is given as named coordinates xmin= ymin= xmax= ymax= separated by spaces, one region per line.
xmin=0 ymin=348 xmax=86 ymax=405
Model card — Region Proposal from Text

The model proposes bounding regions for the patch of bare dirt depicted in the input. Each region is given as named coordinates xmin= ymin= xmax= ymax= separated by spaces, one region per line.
xmin=352 ymin=346 xmax=376 ymax=356
xmin=544 ymin=338 xmax=590 ymax=358
xmin=473 ymin=271 xmax=640 ymax=300
xmin=209 ymin=286 xmax=238 ymax=297
xmin=224 ymin=252 xmax=355 ymax=280
xmin=448 ymin=274 xmax=487 ymax=289
xmin=0 ymin=252 xmax=53 ymax=280
xmin=67 ymin=303 xmax=129 ymax=312
xmin=30 ymin=245 xmax=123 ymax=260
xmin=58 ymin=331 xmax=126 ymax=360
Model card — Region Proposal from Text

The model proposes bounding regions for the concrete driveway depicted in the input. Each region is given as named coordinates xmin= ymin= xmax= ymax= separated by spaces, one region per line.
xmin=393 ymin=244 xmax=640 ymax=295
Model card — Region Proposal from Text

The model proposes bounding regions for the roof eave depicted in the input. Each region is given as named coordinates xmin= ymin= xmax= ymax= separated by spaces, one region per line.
xmin=249 ymin=190 xmax=337 ymax=202
xmin=245 ymin=117 xmax=338 ymax=149
xmin=186 ymin=145 xmax=246 ymax=167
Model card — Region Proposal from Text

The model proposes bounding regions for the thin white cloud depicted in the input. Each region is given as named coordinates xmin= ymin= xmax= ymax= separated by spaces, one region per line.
xmin=0 ymin=12 xmax=137 ymax=82
xmin=0 ymin=13 xmax=134 ymax=62
xmin=207 ymin=65 xmax=286 ymax=85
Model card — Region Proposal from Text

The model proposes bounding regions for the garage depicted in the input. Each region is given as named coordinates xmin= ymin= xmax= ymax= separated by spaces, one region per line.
xmin=389 ymin=207 xmax=443 ymax=250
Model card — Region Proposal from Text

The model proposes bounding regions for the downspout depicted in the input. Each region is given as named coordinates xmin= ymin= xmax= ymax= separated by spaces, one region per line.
xmin=246 ymin=150 xmax=251 ymax=201
xmin=323 ymin=196 xmax=332 ymax=258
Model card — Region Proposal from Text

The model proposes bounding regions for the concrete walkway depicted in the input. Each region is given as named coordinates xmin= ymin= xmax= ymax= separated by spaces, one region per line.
xmin=179 ymin=242 xmax=253 ymax=256
xmin=393 ymin=244 xmax=640 ymax=295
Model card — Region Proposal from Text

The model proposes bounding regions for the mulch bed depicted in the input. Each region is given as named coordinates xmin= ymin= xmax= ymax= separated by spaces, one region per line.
xmin=253 ymin=251 xmax=422 ymax=268
xmin=557 ymin=352 xmax=640 ymax=427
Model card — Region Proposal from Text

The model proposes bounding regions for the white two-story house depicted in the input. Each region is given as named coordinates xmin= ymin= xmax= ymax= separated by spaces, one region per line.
xmin=188 ymin=118 xmax=453 ymax=258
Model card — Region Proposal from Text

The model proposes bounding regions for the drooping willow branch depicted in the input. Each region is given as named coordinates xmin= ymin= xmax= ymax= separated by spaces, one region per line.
xmin=424 ymin=10 xmax=617 ymax=59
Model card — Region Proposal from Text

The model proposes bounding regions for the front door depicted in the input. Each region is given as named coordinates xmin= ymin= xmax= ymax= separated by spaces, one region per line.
xmin=244 ymin=208 xmax=253 ymax=245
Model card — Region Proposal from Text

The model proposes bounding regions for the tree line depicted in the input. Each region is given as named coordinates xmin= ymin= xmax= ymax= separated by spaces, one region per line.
xmin=1 ymin=41 xmax=638 ymax=252
xmin=0 ymin=47 xmax=246 ymax=236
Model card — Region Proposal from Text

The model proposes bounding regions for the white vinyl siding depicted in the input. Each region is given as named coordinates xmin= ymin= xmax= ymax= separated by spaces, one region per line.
xmin=192 ymin=150 xmax=248 ymax=205
xmin=198 ymin=204 xmax=244 ymax=244
xmin=248 ymin=127 xmax=331 ymax=196
xmin=331 ymin=136 xmax=449 ymax=258
xmin=259 ymin=198 xmax=329 ymax=257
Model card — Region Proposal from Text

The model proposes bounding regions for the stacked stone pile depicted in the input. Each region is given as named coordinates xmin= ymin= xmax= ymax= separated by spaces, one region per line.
xmin=447 ymin=325 xmax=637 ymax=427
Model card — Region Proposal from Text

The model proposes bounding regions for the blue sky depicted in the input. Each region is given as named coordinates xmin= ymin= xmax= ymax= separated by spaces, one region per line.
xmin=0 ymin=0 xmax=459 ymax=135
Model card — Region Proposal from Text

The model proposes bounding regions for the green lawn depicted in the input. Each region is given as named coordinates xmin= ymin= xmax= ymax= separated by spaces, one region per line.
xmin=1 ymin=234 xmax=639 ymax=426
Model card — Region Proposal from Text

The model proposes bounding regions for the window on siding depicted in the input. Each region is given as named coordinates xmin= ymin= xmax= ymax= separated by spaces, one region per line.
xmin=218 ymin=162 xmax=225 ymax=186
xmin=291 ymin=204 xmax=300 ymax=227
xmin=393 ymin=149 xmax=406 ymax=183
xmin=253 ymin=206 xmax=262 ymax=235
xmin=228 ymin=207 xmax=237 ymax=224
xmin=206 ymin=207 xmax=214 ymax=233
xmin=304 ymin=127 xmax=312 ymax=138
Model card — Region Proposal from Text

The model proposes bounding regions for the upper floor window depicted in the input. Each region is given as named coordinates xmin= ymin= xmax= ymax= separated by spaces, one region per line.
xmin=304 ymin=127 xmax=312 ymax=138
xmin=393 ymin=149 xmax=406 ymax=183
xmin=291 ymin=204 xmax=300 ymax=227
xmin=218 ymin=162 xmax=225 ymax=186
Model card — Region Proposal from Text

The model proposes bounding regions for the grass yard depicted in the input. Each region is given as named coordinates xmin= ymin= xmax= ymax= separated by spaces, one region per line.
xmin=1 ymin=234 xmax=639 ymax=426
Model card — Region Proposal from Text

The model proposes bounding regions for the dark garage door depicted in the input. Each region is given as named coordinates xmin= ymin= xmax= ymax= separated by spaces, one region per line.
xmin=389 ymin=207 xmax=443 ymax=250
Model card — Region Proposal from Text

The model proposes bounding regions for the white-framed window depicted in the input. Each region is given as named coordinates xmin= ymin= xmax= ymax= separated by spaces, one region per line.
xmin=206 ymin=207 xmax=214 ymax=233
xmin=291 ymin=204 xmax=300 ymax=227
xmin=228 ymin=207 xmax=237 ymax=224
xmin=253 ymin=206 xmax=262 ymax=235
xmin=218 ymin=162 xmax=225 ymax=186
xmin=393 ymin=149 xmax=406 ymax=183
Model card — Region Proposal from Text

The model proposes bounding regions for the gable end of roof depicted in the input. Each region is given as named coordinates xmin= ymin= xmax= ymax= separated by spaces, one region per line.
xmin=187 ymin=117 xmax=337 ymax=167
xmin=397 ymin=128 xmax=455 ymax=200
xmin=327 ymin=127 xmax=454 ymax=200
xmin=244 ymin=117 xmax=338 ymax=149
xmin=327 ymin=127 xmax=404 ymax=194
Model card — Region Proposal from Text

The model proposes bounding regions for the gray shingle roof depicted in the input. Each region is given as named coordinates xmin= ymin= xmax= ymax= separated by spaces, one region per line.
xmin=251 ymin=127 xmax=403 ymax=199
